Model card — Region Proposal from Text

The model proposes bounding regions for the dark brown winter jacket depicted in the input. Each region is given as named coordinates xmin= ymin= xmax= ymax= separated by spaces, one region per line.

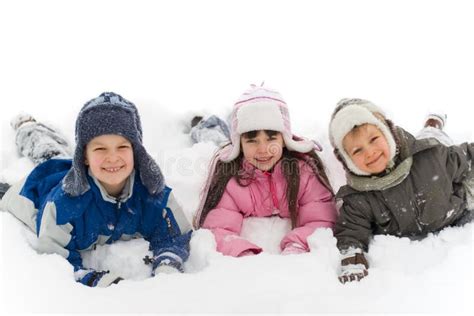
xmin=334 ymin=127 xmax=473 ymax=251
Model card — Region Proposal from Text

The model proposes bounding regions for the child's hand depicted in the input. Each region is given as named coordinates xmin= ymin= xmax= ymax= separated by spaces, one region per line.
xmin=238 ymin=249 xmax=260 ymax=257
xmin=338 ymin=248 xmax=369 ymax=284
xmin=281 ymin=242 xmax=307 ymax=255
xmin=149 ymin=257 xmax=184 ymax=276
xmin=154 ymin=263 xmax=181 ymax=274
xmin=339 ymin=264 xmax=368 ymax=284
xmin=78 ymin=270 xmax=123 ymax=287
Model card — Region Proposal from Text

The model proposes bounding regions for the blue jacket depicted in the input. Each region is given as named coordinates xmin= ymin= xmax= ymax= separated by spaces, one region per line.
xmin=3 ymin=159 xmax=192 ymax=285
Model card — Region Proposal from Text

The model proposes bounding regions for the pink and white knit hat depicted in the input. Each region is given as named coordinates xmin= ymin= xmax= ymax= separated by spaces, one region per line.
xmin=218 ymin=84 xmax=317 ymax=162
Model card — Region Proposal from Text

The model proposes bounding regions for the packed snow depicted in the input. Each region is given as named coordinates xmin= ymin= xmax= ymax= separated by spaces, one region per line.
xmin=0 ymin=0 xmax=473 ymax=314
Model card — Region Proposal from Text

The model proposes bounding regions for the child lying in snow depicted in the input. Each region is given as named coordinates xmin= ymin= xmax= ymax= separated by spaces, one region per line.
xmin=0 ymin=92 xmax=192 ymax=287
xmin=328 ymin=98 xmax=473 ymax=284
xmin=194 ymin=84 xmax=337 ymax=256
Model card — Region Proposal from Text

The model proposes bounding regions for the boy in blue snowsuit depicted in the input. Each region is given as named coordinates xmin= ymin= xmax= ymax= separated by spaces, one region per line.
xmin=0 ymin=92 xmax=192 ymax=287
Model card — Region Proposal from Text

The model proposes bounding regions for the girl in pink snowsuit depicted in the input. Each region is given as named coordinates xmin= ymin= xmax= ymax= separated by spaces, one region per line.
xmin=194 ymin=85 xmax=337 ymax=257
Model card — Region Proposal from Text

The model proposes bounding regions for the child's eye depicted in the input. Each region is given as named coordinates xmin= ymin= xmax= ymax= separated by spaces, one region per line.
xmin=245 ymin=139 xmax=256 ymax=143
xmin=370 ymin=136 xmax=379 ymax=143
xmin=119 ymin=145 xmax=131 ymax=149
xmin=352 ymin=148 xmax=361 ymax=156
xmin=93 ymin=147 xmax=105 ymax=152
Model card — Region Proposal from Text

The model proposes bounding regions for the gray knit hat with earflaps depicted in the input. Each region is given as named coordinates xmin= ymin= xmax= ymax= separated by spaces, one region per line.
xmin=62 ymin=92 xmax=165 ymax=196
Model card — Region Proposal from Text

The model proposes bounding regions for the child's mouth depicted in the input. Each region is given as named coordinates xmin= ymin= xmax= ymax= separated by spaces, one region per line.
xmin=367 ymin=154 xmax=382 ymax=166
xmin=103 ymin=166 xmax=124 ymax=173
xmin=255 ymin=157 xmax=272 ymax=163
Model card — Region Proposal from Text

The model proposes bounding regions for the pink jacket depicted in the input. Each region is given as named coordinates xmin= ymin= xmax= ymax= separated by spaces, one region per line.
xmin=202 ymin=159 xmax=337 ymax=257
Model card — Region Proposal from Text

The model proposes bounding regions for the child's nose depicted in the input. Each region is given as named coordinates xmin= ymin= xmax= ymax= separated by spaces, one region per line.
xmin=366 ymin=146 xmax=376 ymax=158
xmin=106 ymin=150 xmax=120 ymax=161
xmin=256 ymin=142 xmax=268 ymax=154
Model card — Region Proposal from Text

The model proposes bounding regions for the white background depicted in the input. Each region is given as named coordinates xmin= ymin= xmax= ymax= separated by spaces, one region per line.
xmin=0 ymin=0 xmax=473 ymax=314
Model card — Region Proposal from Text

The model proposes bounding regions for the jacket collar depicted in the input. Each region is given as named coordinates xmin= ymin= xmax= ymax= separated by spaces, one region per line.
xmin=88 ymin=168 xmax=135 ymax=203
xmin=344 ymin=157 xmax=413 ymax=193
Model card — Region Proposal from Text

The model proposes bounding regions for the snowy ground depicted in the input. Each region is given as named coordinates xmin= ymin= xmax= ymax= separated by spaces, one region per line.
xmin=1 ymin=0 xmax=473 ymax=315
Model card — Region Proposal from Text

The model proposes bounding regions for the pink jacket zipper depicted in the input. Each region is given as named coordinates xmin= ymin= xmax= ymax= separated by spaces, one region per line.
xmin=264 ymin=171 xmax=279 ymax=211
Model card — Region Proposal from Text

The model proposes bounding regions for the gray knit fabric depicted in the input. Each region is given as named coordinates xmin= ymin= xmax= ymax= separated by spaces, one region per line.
xmin=346 ymin=157 xmax=413 ymax=191
xmin=62 ymin=92 xmax=164 ymax=196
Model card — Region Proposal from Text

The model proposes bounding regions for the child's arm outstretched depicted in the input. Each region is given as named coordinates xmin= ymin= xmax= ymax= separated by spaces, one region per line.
xmin=147 ymin=191 xmax=193 ymax=275
xmin=280 ymin=171 xmax=337 ymax=254
xmin=35 ymin=203 xmax=124 ymax=287
xmin=0 ymin=167 xmax=122 ymax=287
xmin=334 ymin=198 xmax=373 ymax=284
xmin=202 ymin=190 xmax=262 ymax=257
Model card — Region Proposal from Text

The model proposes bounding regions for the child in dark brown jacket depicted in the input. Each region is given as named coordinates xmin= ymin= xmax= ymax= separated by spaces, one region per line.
xmin=328 ymin=98 xmax=473 ymax=284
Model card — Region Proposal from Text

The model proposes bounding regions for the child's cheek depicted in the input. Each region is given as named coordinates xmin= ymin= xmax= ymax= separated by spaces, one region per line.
xmin=89 ymin=154 xmax=105 ymax=167
xmin=353 ymin=155 xmax=364 ymax=169
xmin=268 ymin=143 xmax=282 ymax=156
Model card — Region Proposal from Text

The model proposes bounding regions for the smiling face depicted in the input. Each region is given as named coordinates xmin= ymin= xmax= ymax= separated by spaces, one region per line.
xmin=342 ymin=124 xmax=391 ymax=175
xmin=85 ymin=134 xmax=134 ymax=197
xmin=241 ymin=130 xmax=284 ymax=171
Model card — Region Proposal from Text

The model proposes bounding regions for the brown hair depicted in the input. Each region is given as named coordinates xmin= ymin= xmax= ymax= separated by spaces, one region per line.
xmin=195 ymin=130 xmax=333 ymax=228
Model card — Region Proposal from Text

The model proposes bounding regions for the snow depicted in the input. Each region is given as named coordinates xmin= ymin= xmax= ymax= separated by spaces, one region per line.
xmin=1 ymin=0 xmax=473 ymax=314
xmin=241 ymin=217 xmax=292 ymax=254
